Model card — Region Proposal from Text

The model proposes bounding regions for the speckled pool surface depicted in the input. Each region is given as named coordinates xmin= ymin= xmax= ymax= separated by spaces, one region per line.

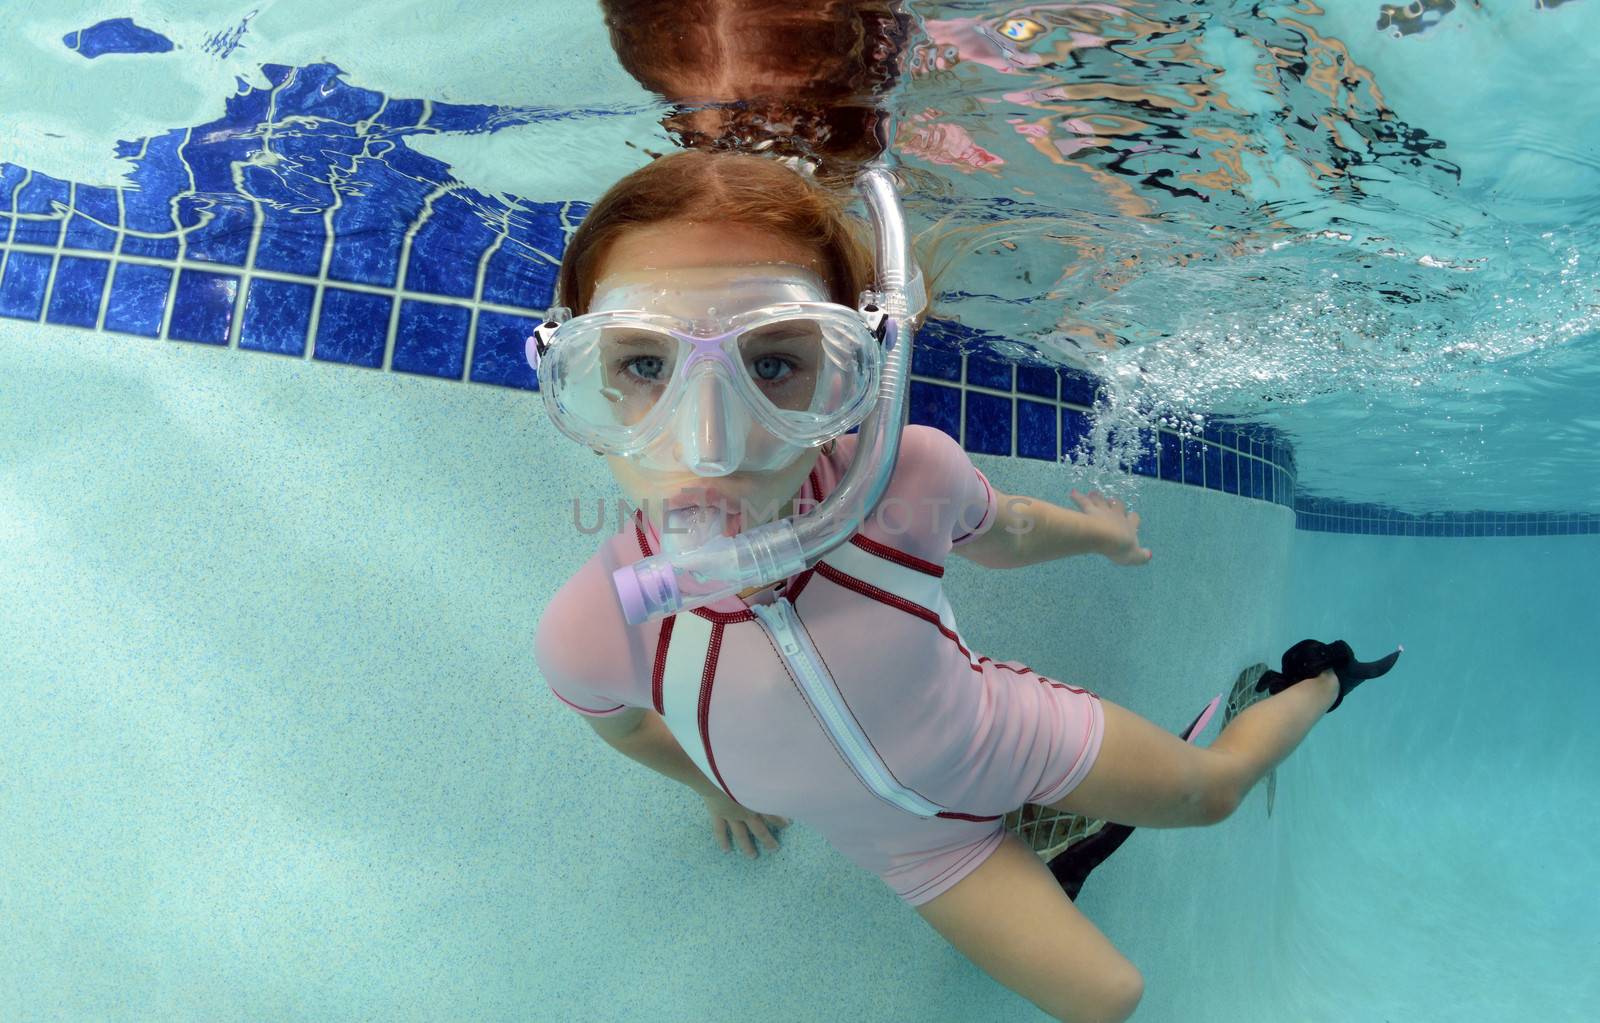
xmin=3 ymin=3 xmax=1597 ymax=1021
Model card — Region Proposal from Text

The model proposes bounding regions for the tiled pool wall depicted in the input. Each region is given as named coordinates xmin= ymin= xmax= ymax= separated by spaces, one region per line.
xmin=1 ymin=60 xmax=1594 ymax=539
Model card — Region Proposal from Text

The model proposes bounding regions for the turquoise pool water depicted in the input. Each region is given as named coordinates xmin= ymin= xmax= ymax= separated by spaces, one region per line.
xmin=2 ymin=2 xmax=1596 ymax=1021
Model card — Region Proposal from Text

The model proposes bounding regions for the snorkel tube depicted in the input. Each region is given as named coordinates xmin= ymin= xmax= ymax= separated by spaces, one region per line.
xmin=611 ymin=162 xmax=922 ymax=624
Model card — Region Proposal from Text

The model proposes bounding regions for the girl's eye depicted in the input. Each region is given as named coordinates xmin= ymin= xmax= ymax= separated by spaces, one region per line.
xmin=749 ymin=354 xmax=795 ymax=383
xmin=622 ymin=355 xmax=667 ymax=382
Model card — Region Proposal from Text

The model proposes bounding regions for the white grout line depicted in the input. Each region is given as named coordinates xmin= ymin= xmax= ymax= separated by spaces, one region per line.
xmin=94 ymin=186 xmax=129 ymax=332
xmin=224 ymin=199 xmax=262 ymax=350
xmin=463 ymin=200 xmax=513 ymax=383
xmin=384 ymin=174 xmax=451 ymax=372
xmin=157 ymin=127 xmax=198 ymax=342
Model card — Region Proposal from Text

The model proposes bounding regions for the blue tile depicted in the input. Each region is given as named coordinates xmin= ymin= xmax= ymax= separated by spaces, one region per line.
xmin=392 ymin=300 xmax=469 ymax=378
xmin=1016 ymin=399 xmax=1057 ymax=461
xmin=103 ymin=263 xmax=172 ymax=336
xmin=405 ymin=194 xmax=498 ymax=298
xmin=1204 ymin=443 xmax=1222 ymax=491
xmin=966 ymin=353 xmax=1013 ymax=391
xmin=120 ymin=235 xmax=181 ymax=259
xmin=1060 ymin=368 xmax=1101 ymax=407
xmin=425 ymin=100 xmax=501 ymax=134
xmin=120 ymin=142 xmax=183 ymax=259
xmin=239 ymin=279 xmax=314 ymax=356
xmin=272 ymin=64 xmax=383 ymax=124
xmin=909 ymin=380 xmax=960 ymax=437
xmin=167 ymin=269 xmax=239 ymax=345
xmin=471 ymin=311 xmax=541 ymax=390
xmin=1223 ymin=450 xmax=1239 ymax=495
xmin=253 ymin=206 xmax=327 ymax=275
xmin=314 ymin=288 xmax=391 ymax=367
xmin=1061 ymin=407 xmax=1092 ymax=462
xmin=1265 ymin=466 xmax=1276 ymax=503
xmin=189 ymin=79 xmax=274 ymax=178
xmin=64 ymin=18 xmax=174 ymax=58
xmin=482 ymin=242 xmax=557 ymax=310
xmin=0 ymin=252 xmax=53 ymax=321
xmin=1158 ymin=431 xmax=1182 ymax=482
xmin=328 ymin=229 xmax=403 ymax=287
xmin=965 ymin=392 xmax=1012 ymax=455
xmin=911 ymin=341 xmax=962 ymax=381
xmin=505 ymin=199 xmax=568 ymax=252
xmin=179 ymin=195 xmax=255 ymax=266
xmin=121 ymin=130 xmax=184 ymax=223
xmin=1250 ymin=459 xmax=1264 ymax=500
xmin=44 ymin=257 xmax=110 ymax=328
xmin=1016 ymin=364 xmax=1057 ymax=400
xmin=64 ymin=185 xmax=119 ymax=251
xmin=372 ymin=98 xmax=425 ymax=128
xmin=1181 ymin=437 xmax=1204 ymax=487
xmin=12 ymin=174 xmax=69 ymax=246
xmin=239 ymin=158 xmax=330 ymax=210
xmin=64 ymin=215 xmax=116 ymax=252
xmin=1201 ymin=420 xmax=1223 ymax=445
xmin=0 ymin=163 xmax=25 ymax=217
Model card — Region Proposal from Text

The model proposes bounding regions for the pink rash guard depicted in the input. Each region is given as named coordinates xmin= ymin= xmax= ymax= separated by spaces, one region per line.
xmin=536 ymin=425 xmax=1105 ymax=907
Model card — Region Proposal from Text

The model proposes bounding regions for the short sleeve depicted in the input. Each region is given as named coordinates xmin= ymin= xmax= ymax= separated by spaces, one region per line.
xmin=950 ymin=464 xmax=997 ymax=547
xmin=534 ymin=536 xmax=653 ymax=718
xmin=899 ymin=425 xmax=997 ymax=547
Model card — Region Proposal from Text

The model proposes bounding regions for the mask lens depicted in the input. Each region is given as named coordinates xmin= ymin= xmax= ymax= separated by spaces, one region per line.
xmin=737 ymin=319 xmax=826 ymax=414
xmin=561 ymin=323 xmax=679 ymax=430
xmin=736 ymin=314 xmax=871 ymax=423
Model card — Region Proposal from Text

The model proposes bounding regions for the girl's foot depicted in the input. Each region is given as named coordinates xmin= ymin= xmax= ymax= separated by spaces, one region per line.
xmin=1254 ymin=639 xmax=1404 ymax=713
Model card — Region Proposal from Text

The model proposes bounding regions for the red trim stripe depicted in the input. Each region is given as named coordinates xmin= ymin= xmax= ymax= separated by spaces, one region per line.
xmin=936 ymin=810 xmax=1004 ymax=822
xmin=650 ymin=616 xmax=675 ymax=714
xmin=699 ymin=622 xmax=738 ymax=803
xmin=978 ymin=658 xmax=1096 ymax=696
xmin=549 ymin=688 xmax=627 ymax=716
xmin=849 ymin=533 xmax=944 ymax=577
xmin=786 ymin=565 xmax=818 ymax=602
xmin=952 ymin=470 xmax=996 ymax=545
xmin=814 ymin=562 xmax=983 ymax=673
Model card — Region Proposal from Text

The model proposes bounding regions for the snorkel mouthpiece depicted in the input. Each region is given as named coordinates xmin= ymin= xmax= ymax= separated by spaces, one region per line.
xmin=613 ymin=520 xmax=810 ymax=623
xmin=611 ymin=163 xmax=918 ymax=624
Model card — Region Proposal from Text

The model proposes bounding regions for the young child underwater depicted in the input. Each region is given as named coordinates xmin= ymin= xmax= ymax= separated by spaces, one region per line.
xmin=531 ymin=150 xmax=1402 ymax=1023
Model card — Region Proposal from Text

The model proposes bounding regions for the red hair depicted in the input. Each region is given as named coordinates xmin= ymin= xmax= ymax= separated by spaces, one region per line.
xmin=555 ymin=151 xmax=876 ymax=315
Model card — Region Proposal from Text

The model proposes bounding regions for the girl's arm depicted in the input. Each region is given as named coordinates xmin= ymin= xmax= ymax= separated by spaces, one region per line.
xmin=954 ymin=487 xmax=1152 ymax=569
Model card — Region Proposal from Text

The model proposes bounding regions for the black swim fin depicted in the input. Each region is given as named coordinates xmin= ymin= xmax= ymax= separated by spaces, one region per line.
xmin=1051 ymin=820 xmax=1133 ymax=900
xmin=1254 ymin=639 xmax=1404 ymax=713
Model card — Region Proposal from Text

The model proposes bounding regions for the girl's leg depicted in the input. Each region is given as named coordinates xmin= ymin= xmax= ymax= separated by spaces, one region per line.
xmin=1045 ymin=670 xmax=1339 ymax=827
xmin=913 ymin=674 xmax=1337 ymax=1022
xmin=915 ymin=830 xmax=1145 ymax=1023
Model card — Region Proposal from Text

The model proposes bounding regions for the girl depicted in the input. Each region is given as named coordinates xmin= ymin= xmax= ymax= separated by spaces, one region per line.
xmin=533 ymin=150 xmax=1399 ymax=1023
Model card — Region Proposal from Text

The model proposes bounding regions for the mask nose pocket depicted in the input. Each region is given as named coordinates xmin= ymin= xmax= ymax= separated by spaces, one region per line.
xmin=677 ymin=369 xmax=745 ymax=477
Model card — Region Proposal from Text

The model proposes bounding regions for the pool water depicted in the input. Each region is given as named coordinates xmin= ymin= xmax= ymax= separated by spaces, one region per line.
xmin=1 ymin=2 xmax=1595 ymax=1021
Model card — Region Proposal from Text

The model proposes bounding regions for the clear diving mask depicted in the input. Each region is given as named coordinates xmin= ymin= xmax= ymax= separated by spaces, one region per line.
xmin=528 ymin=267 xmax=886 ymax=477
xmin=526 ymin=163 xmax=921 ymax=624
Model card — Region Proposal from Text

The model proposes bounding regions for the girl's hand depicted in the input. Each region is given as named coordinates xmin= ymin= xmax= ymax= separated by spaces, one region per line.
xmin=1068 ymin=489 xmax=1153 ymax=567
xmin=701 ymin=789 xmax=790 ymax=859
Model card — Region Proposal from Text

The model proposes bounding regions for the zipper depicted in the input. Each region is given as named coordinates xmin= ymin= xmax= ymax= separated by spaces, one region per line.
xmin=749 ymin=597 xmax=944 ymax=817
